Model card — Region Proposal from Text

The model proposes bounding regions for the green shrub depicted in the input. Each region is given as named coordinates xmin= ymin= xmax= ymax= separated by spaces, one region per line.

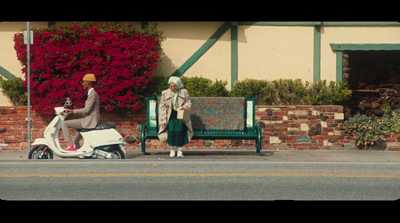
xmin=146 ymin=75 xmax=352 ymax=106
xmin=343 ymin=113 xmax=380 ymax=147
xmin=268 ymin=79 xmax=309 ymax=105
xmin=181 ymin=76 xmax=213 ymax=97
xmin=182 ymin=76 xmax=229 ymax=97
xmin=0 ymin=76 xmax=27 ymax=105
xmin=204 ymin=79 xmax=229 ymax=97
xmin=147 ymin=75 xmax=229 ymax=97
xmin=303 ymin=80 xmax=352 ymax=105
xmin=230 ymin=78 xmax=268 ymax=98
xmin=146 ymin=74 xmax=169 ymax=97
xmin=343 ymin=110 xmax=400 ymax=147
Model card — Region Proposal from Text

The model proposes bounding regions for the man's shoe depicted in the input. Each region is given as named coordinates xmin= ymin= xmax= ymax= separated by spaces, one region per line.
xmin=64 ymin=144 xmax=77 ymax=151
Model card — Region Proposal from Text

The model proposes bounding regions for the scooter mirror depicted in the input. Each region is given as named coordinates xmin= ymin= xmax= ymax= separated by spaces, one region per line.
xmin=64 ymin=97 xmax=72 ymax=108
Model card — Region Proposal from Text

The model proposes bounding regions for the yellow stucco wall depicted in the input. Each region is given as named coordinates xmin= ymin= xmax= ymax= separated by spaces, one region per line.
xmin=237 ymin=25 xmax=314 ymax=83
xmin=153 ymin=22 xmax=231 ymax=84
xmin=153 ymin=23 xmax=315 ymax=89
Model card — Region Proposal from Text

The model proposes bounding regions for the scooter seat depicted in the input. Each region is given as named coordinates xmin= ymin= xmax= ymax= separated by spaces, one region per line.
xmin=95 ymin=123 xmax=116 ymax=130
xmin=78 ymin=123 xmax=116 ymax=132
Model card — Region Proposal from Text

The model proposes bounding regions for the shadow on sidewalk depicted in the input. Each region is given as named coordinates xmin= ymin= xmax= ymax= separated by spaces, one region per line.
xmin=126 ymin=150 xmax=274 ymax=158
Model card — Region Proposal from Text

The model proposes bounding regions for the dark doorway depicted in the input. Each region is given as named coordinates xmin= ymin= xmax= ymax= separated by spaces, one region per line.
xmin=343 ymin=50 xmax=400 ymax=118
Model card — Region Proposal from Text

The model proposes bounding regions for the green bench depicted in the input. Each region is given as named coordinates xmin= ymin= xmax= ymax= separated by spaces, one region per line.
xmin=140 ymin=97 xmax=263 ymax=156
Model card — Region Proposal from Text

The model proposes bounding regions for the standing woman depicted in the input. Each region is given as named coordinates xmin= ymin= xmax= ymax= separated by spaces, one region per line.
xmin=158 ymin=76 xmax=194 ymax=157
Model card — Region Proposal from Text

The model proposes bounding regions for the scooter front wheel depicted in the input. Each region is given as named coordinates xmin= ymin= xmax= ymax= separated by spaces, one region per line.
xmin=28 ymin=145 xmax=53 ymax=159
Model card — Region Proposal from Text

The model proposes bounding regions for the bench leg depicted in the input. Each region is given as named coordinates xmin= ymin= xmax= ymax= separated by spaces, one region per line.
xmin=140 ymin=141 xmax=150 ymax=155
xmin=140 ymin=122 xmax=150 ymax=155
xmin=256 ymin=123 xmax=262 ymax=156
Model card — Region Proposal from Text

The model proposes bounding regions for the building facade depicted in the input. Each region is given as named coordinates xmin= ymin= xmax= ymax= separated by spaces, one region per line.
xmin=1 ymin=21 xmax=400 ymax=106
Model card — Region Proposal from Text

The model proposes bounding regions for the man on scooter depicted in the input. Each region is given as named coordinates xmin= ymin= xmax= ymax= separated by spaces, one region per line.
xmin=61 ymin=73 xmax=100 ymax=151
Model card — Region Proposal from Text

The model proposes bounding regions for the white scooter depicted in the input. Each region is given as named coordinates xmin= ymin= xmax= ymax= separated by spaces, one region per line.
xmin=28 ymin=97 xmax=127 ymax=159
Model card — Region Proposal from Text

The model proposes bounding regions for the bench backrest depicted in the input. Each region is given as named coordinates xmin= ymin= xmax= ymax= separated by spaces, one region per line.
xmin=146 ymin=97 xmax=256 ymax=133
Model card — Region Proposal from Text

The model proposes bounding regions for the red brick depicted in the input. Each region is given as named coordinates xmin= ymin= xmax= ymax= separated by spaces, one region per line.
xmin=256 ymin=112 xmax=267 ymax=116
xmin=273 ymin=111 xmax=287 ymax=115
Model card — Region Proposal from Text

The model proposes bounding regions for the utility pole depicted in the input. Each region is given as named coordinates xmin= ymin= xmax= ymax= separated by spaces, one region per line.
xmin=24 ymin=22 xmax=33 ymax=154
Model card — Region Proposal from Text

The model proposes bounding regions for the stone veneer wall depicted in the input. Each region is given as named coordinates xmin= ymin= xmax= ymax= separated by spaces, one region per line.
xmin=255 ymin=105 xmax=400 ymax=151
xmin=256 ymin=105 xmax=352 ymax=150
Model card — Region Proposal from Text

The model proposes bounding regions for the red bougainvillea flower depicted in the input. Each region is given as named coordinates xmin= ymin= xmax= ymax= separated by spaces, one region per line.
xmin=14 ymin=22 xmax=164 ymax=114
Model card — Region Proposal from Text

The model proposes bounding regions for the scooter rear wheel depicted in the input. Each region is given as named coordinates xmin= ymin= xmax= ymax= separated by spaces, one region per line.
xmin=28 ymin=145 xmax=53 ymax=159
xmin=109 ymin=146 xmax=125 ymax=159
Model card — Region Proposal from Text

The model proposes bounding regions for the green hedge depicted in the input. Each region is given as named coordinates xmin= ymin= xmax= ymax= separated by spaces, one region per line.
xmin=231 ymin=78 xmax=352 ymax=105
xmin=147 ymin=75 xmax=229 ymax=97
xmin=1 ymin=75 xmax=352 ymax=106
xmin=149 ymin=76 xmax=352 ymax=105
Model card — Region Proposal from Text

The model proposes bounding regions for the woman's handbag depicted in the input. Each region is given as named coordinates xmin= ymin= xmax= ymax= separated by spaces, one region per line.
xmin=177 ymin=109 xmax=191 ymax=122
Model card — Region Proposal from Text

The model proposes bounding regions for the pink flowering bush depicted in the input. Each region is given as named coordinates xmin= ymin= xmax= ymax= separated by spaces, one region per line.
xmin=14 ymin=22 xmax=163 ymax=114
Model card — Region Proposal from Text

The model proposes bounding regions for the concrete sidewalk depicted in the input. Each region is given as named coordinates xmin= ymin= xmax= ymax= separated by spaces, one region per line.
xmin=1 ymin=148 xmax=400 ymax=162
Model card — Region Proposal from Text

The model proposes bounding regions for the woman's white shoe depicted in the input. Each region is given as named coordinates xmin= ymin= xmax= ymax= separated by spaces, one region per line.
xmin=177 ymin=150 xmax=184 ymax=157
xmin=169 ymin=149 xmax=176 ymax=157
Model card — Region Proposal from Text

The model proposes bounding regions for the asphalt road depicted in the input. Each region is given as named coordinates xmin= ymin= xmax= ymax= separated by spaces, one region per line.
xmin=1 ymin=150 xmax=400 ymax=200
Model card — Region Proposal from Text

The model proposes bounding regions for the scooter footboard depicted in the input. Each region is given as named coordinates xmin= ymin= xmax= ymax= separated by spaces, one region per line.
xmin=80 ymin=128 xmax=125 ymax=148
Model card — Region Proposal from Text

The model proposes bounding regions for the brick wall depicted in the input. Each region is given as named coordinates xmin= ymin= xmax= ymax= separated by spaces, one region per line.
xmin=0 ymin=106 xmax=144 ymax=151
xmin=1 ymin=105 xmax=400 ymax=151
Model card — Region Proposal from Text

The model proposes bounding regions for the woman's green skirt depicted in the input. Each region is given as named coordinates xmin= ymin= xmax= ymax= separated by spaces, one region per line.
xmin=167 ymin=110 xmax=189 ymax=147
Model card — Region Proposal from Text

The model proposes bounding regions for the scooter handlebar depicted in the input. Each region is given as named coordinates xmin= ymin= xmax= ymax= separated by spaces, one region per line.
xmin=54 ymin=107 xmax=66 ymax=115
xmin=54 ymin=97 xmax=72 ymax=116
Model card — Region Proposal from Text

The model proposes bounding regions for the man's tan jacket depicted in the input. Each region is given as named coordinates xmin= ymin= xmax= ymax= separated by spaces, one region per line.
xmin=73 ymin=89 xmax=100 ymax=128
